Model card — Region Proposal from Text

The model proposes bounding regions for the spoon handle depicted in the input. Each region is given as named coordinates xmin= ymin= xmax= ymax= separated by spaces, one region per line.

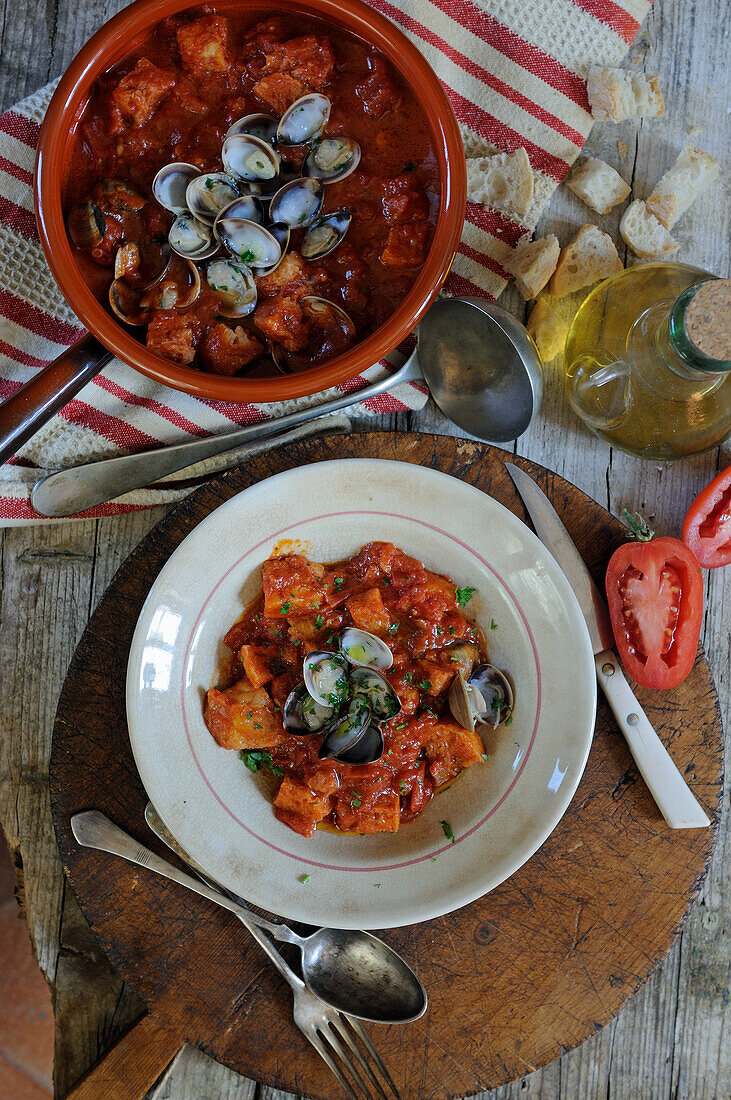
xmin=71 ymin=810 xmax=290 ymax=941
xmin=32 ymin=353 xmax=424 ymax=516
xmin=144 ymin=804 xmax=307 ymax=992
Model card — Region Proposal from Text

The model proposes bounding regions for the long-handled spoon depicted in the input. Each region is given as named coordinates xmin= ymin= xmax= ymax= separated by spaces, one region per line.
xmin=72 ymin=809 xmax=427 ymax=1024
xmin=32 ymin=296 xmax=542 ymax=516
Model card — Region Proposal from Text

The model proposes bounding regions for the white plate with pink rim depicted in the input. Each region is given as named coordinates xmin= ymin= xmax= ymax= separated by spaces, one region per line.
xmin=126 ymin=458 xmax=596 ymax=929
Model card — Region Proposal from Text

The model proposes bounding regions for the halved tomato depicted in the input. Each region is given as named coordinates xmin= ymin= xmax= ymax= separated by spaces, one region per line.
xmin=605 ymin=536 xmax=703 ymax=690
xmin=682 ymin=465 xmax=731 ymax=569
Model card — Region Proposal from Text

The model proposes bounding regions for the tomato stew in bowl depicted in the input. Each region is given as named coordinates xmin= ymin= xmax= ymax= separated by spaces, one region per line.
xmin=64 ymin=10 xmax=441 ymax=379
xmin=204 ymin=542 xmax=514 ymax=838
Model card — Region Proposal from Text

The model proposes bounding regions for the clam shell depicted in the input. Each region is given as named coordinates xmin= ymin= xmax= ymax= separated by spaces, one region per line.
xmin=216 ymin=218 xmax=282 ymax=269
xmin=152 ymin=162 xmax=200 ymax=213
xmin=268 ymin=177 xmax=324 ymax=228
xmin=334 ymin=723 xmax=385 ymax=765
xmin=205 ymin=259 xmax=257 ymax=319
xmin=226 ymin=113 xmax=279 ymax=145
xmin=304 ymin=137 xmax=361 ymax=183
xmin=283 ymin=682 xmax=334 ymax=734
xmin=67 ymin=201 xmax=106 ymax=250
xmin=339 ymin=627 xmax=393 ymax=671
xmin=222 ymin=133 xmax=280 ymax=182
xmin=303 ymin=651 xmax=350 ymax=708
xmin=349 ymin=667 xmax=400 ymax=720
xmin=301 ymin=210 xmax=351 ymax=260
xmin=169 ymin=212 xmax=219 ymax=260
xmin=140 ymin=257 xmax=201 ymax=311
xmin=277 ymin=93 xmax=331 ymax=145
xmin=185 ymin=173 xmax=240 ymax=225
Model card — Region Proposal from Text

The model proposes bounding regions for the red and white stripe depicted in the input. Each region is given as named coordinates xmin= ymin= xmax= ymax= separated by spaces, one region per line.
xmin=0 ymin=0 xmax=651 ymax=522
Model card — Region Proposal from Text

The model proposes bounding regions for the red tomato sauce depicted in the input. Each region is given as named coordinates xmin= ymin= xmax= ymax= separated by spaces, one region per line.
xmin=63 ymin=9 xmax=440 ymax=377
xmin=204 ymin=542 xmax=489 ymax=837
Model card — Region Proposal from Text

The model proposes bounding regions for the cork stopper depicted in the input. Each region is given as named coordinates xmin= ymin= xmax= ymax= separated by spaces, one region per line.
xmin=685 ymin=279 xmax=731 ymax=362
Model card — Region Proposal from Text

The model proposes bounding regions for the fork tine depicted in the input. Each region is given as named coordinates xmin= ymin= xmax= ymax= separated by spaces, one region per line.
xmin=345 ymin=1017 xmax=402 ymax=1100
xmin=327 ymin=1017 xmax=390 ymax=1100
xmin=318 ymin=1023 xmax=375 ymax=1100
xmin=305 ymin=1029 xmax=361 ymax=1100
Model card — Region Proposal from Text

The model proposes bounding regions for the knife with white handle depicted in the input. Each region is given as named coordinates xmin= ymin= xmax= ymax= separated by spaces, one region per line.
xmin=505 ymin=463 xmax=710 ymax=830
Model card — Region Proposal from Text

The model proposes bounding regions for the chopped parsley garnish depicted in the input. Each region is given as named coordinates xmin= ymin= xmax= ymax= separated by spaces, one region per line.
xmin=205 ymin=177 xmax=214 ymax=190
xmin=449 ymin=655 xmax=460 ymax=662
xmin=420 ymin=679 xmax=432 ymax=692
xmin=455 ymin=586 xmax=476 ymax=607
xmin=280 ymin=601 xmax=292 ymax=614
xmin=326 ymin=632 xmax=336 ymax=645
xmin=387 ymin=622 xmax=399 ymax=635
xmin=239 ymin=750 xmax=283 ymax=777
xmin=505 ymin=716 xmax=513 ymax=726
xmin=395 ymin=722 xmax=408 ymax=730
xmin=300 ymin=874 xmax=311 ymax=883
xmin=402 ymin=671 xmax=413 ymax=684
xmin=481 ymin=753 xmax=489 ymax=763
xmin=490 ymin=619 xmax=498 ymax=630
xmin=315 ymin=614 xmax=325 ymax=629
xmin=333 ymin=576 xmax=344 ymax=591
xmin=398 ymin=780 xmax=407 ymax=793
xmin=440 ymin=819 xmax=455 ymax=844
xmin=351 ymin=792 xmax=362 ymax=809
xmin=448 ymin=626 xmax=456 ymax=635
xmin=374 ymin=883 xmax=381 ymax=888
xmin=240 ymin=249 xmax=257 ymax=264
xmin=436 ymin=625 xmax=444 ymax=635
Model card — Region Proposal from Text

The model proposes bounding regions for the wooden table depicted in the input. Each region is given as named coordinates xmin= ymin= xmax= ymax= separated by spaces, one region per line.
xmin=0 ymin=0 xmax=728 ymax=1097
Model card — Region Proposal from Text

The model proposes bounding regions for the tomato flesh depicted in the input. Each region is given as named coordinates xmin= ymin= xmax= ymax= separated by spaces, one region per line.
xmin=605 ymin=537 xmax=703 ymax=690
xmin=682 ymin=465 xmax=731 ymax=569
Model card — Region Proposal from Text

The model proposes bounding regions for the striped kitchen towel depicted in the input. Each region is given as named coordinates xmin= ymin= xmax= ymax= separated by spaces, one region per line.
xmin=0 ymin=0 xmax=652 ymax=523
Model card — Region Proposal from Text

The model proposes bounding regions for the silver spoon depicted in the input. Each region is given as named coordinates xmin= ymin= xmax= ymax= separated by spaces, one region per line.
xmin=32 ymin=297 xmax=542 ymax=517
xmin=71 ymin=809 xmax=427 ymax=1024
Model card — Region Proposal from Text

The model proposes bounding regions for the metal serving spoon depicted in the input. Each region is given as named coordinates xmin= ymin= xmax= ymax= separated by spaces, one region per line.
xmin=32 ymin=296 xmax=542 ymax=516
xmin=71 ymin=809 xmax=427 ymax=1024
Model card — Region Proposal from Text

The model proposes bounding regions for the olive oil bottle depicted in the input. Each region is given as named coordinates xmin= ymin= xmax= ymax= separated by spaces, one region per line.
xmin=564 ymin=263 xmax=731 ymax=459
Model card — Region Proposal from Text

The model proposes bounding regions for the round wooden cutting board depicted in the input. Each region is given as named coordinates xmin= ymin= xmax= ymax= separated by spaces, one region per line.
xmin=49 ymin=433 xmax=723 ymax=1100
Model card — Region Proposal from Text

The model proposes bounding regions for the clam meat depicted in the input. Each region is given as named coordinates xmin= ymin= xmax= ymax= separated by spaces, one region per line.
xmin=449 ymin=663 xmax=514 ymax=732
xmin=283 ymin=682 xmax=334 ymax=734
xmin=185 ymin=173 xmax=240 ymax=225
xmin=216 ymin=218 xmax=282 ymax=269
xmin=339 ymin=627 xmax=393 ymax=671
xmin=303 ymin=651 xmax=350 ymax=708
xmin=349 ymin=667 xmax=400 ymax=720
xmin=169 ymin=212 xmax=219 ymax=260
xmin=268 ymin=177 xmax=324 ymax=228
xmin=222 ymin=133 xmax=280 ymax=182
xmin=318 ymin=696 xmax=372 ymax=760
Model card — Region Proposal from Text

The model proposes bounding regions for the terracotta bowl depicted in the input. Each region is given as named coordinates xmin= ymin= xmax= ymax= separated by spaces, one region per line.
xmin=35 ymin=0 xmax=466 ymax=403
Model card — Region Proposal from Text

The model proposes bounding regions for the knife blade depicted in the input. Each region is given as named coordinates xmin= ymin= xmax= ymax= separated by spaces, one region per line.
xmin=505 ymin=462 xmax=710 ymax=830
xmin=505 ymin=464 xmax=614 ymax=653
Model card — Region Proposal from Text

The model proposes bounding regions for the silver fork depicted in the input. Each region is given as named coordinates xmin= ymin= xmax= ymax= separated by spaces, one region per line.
xmin=144 ymin=803 xmax=401 ymax=1100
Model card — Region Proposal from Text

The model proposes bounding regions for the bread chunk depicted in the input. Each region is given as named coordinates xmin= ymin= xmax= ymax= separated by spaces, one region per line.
xmin=505 ymin=235 xmax=560 ymax=299
xmin=466 ymin=147 xmax=533 ymax=220
xmin=146 ymin=310 xmax=196 ymax=364
xmin=549 ymin=225 xmax=622 ymax=298
xmin=587 ymin=67 xmax=664 ymax=122
xmin=566 ymin=157 xmax=631 ymax=214
xmin=620 ymin=200 xmax=679 ymax=259
xmin=646 ymin=145 xmax=720 ymax=229
xmin=527 ymin=297 xmax=568 ymax=362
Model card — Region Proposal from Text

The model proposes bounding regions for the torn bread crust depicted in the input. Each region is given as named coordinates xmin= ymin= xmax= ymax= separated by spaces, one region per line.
xmin=587 ymin=66 xmax=665 ymax=122
xmin=646 ymin=145 xmax=720 ymax=229
xmin=466 ymin=147 xmax=534 ymax=220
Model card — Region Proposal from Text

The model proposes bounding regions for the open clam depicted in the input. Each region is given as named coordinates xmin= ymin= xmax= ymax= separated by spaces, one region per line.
xmin=108 ymin=279 xmax=151 ymax=327
xmin=216 ymin=218 xmax=282 ymax=269
xmin=302 ymin=211 xmax=351 ymax=260
xmin=335 ymin=723 xmax=385 ymax=765
xmin=140 ymin=256 xmax=201 ymax=311
xmin=277 ymin=93 xmax=331 ymax=145
xmin=283 ymin=682 xmax=334 ymax=734
xmin=268 ymin=177 xmax=324 ymax=228
xmin=67 ymin=201 xmax=106 ymax=251
xmin=152 ymin=162 xmax=200 ymax=213
xmin=205 ymin=259 xmax=257 ymax=318
xmin=169 ymin=212 xmax=219 ymax=261
xmin=303 ymin=651 xmax=350 ymax=708
xmin=318 ymin=696 xmax=372 ymax=760
xmin=271 ymin=296 xmax=356 ymax=373
xmin=222 ymin=133 xmax=280 ymax=182
xmin=304 ymin=137 xmax=361 ymax=183
xmin=449 ymin=663 xmax=514 ymax=732
xmin=349 ymin=667 xmax=400 ymax=720
xmin=226 ymin=112 xmax=279 ymax=145
xmin=339 ymin=628 xmax=393 ymax=671
xmin=185 ymin=173 xmax=240 ymax=225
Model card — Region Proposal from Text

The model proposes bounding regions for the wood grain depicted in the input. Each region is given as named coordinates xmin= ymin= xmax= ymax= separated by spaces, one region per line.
xmin=47 ymin=433 xmax=722 ymax=1100
xmin=0 ymin=0 xmax=728 ymax=1096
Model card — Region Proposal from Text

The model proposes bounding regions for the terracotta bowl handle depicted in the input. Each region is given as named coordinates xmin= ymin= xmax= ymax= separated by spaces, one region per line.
xmin=0 ymin=333 xmax=112 ymax=466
